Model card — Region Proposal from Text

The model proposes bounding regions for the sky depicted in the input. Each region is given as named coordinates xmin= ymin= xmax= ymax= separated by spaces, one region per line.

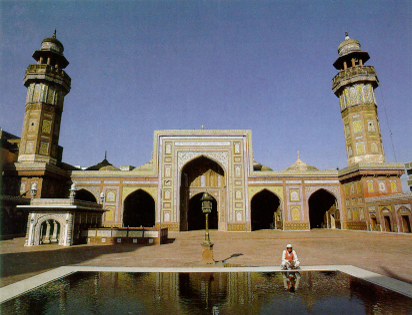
xmin=1 ymin=1 xmax=411 ymax=188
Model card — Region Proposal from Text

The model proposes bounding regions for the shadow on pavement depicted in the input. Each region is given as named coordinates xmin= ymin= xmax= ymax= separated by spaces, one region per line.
xmin=379 ymin=266 xmax=412 ymax=284
xmin=0 ymin=241 xmax=156 ymax=287
xmin=216 ymin=253 xmax=243 ymax=264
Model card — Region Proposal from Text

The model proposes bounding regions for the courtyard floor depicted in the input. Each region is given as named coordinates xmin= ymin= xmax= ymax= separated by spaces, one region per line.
xmin=1 ymin=229 xmax=411 ymax=288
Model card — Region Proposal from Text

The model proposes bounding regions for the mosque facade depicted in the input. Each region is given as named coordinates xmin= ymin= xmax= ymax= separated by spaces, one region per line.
xmin=1 ymin=32 xmax=411 ymax=241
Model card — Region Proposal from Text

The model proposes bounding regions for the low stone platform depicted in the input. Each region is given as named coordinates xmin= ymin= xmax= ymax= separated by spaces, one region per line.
xmin=85 ymin=227 xmax=168 ymax=245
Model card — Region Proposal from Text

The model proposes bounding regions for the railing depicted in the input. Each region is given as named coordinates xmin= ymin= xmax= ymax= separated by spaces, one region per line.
xmin=25 ymin=64 xmax=71 ymax=84
xmin=332 ymin=66 xmax=377 ymax=91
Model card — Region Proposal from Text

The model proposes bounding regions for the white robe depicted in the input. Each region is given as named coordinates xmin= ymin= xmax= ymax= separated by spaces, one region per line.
xmin=281 ymin=249 xmax=300 ymax=269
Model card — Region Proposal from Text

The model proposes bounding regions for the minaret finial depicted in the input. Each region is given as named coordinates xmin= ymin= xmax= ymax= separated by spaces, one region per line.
xmin=53 ymin=29 xmax=57 ymax=38
xmin=105 ymin=151 xmax=107 ymax=160
xmin=297 ymin=151 xmax=300 ymax=160
xmin=345 ymin=31 xmax=349 ymax=40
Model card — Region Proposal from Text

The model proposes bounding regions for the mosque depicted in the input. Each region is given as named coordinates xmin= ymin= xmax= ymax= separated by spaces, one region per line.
xmin=1 ymin=31 xmax=411 ymax=245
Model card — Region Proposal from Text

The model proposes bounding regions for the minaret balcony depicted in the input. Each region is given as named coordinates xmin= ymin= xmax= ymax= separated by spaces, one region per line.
xmin=23 ymin=64 xmax=71 ymax=93
xmin=332 ymin=65 xmax=378 ymax=95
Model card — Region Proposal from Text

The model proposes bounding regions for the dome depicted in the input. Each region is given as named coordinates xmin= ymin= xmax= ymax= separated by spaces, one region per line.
xmin=86 ymin=156 xmax=119 ymax=171
xmin=99 ymin=165 xmax=120 ymax=171
xmin=41 ymin=30 xmax=64 ymax=54
xmin=283 ymin=153 xmax=319 ymax=172
xmin=338 ymin=32 xmax=361 ymax=57
xmin=253 ymin=159 xmax=263 ymax=171
xmin=253 ymin=159 xmax=273 ymax=171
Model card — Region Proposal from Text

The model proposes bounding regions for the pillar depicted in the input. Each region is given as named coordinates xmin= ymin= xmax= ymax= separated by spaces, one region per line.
xmin=51 ymin=220 xmax=58 ymax=242
xmin=43 ymin=221 xmax=51 ymax=243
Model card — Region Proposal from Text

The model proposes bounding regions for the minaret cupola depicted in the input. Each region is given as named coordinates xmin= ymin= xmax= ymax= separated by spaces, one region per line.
xmin=333 ymin=32 xmax=370 ymax=70
xmin=32 ymin=30 xmax=69 ymax=69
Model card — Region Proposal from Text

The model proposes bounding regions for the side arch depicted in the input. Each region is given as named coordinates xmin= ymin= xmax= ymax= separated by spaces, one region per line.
xmin=308 ymin=188 xmax=339 ymax=229
xmin=74 ymin=186 xmax=101 ymax=203
xmin=122 ymin=187 xmax=158 ymax=203
xmin=380 ymin=207 xmax=393 ymax=232
xmin=397 ymin=206 xmax=412 ymax=233
xmin=123 ymin=189 xmax=156 ymax=227
xmin=248 ymin=186 xmax=283 ymax=203
xmin=305 ymin=186 xmax=341 ymax=209
xmin=250 ymin=188 xmax=282 ymax=231
xmin=75 ymin=189 xmax=98 ymax=203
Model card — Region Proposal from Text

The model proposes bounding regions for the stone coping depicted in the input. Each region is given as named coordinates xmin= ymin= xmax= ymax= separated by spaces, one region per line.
xmin=1 ymin=265 xmax=411 ymax=304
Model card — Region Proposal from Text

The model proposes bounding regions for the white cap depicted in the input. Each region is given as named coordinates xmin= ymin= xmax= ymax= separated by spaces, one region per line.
xmin=286 ymin=244 xmax=292 ymax=248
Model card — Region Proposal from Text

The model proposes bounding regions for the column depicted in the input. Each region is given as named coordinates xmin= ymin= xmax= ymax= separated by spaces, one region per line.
xmin=51 ymin=220 xmax=58 ymax=243
xmin=44 ymin=221 xmax=51 ymax=243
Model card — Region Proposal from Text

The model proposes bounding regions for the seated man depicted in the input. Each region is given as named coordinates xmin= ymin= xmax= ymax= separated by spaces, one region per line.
xmin=281 ymin=244 xmax=300 ymax=270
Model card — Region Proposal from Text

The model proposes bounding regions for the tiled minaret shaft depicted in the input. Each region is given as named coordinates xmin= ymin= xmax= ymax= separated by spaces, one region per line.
xmin=332 ymin=33 xmax=385 ymax=166
xmin=18 ymin=30 xmax=71 ymax=165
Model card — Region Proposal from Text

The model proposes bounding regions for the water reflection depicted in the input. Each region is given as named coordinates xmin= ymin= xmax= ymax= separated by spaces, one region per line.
xmin=2 ymin=271 xmax=411 ymax=314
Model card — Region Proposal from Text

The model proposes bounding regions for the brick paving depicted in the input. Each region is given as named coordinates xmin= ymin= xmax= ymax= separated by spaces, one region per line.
xmin=1 ymin=229 xmax=411 ymax=288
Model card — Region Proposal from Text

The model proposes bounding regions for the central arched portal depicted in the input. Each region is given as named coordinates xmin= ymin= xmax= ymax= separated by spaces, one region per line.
xmin=308 ymin=189 xmax=339 ymax=229
xmin=180 ymin=156 xmax=225 ymax=231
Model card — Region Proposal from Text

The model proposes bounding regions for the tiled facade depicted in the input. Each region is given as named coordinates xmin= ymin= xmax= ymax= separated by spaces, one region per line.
xmin=2 ymin=32 xmax=411 ymax=236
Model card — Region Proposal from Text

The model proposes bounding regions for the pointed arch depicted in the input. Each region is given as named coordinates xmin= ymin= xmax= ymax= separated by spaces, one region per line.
xmin=180 ymin=154 xmax=227 ymax=176
xmin=179 ymin=155 xmax=225 ymax=231
xmin=75 ymin=189 xmax=97 ymax=203
xmin=308 ymin=188 xmax=338 ymax=229
xmin=250 ymin=189 xmax=281 ymax=231
xmin=249 ymin=187 xmax=283 ymax=203
xmin=123 ymin=189 xmax=156 ymax=227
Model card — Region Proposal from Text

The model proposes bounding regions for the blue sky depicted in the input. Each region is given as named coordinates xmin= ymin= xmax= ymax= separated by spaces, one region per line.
xmin=1 ymin=1 xmax=411 ymax=187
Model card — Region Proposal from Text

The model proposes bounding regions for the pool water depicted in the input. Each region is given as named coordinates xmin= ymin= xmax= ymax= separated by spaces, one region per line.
xmin=1 ymin=271 xmax=411 ymax=314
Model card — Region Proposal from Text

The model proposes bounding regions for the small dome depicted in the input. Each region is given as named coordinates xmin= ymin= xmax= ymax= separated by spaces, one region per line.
xmin=86 ymin=156 xmax=119 ymax=171
xmin=253 ymin=159 xmax=263 ymax=171
xmin=99 ymin=165 xmax=120 ymax=171
xmin=253 ymin=159 xmax=273 ymax=171
xmin=338 ymin=32 xmax=361 ymax=57
xmin=283 ymin=153 xmax=319 ymax=172
xmin=41 ymin=30 xmax=64 ymax=54
xmin=261 ymin=165 xmax=273 ymax=171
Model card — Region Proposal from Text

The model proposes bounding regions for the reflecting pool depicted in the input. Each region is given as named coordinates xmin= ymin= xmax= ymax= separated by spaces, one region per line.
xmin=1 ymin=271 xmax=411 ymax=314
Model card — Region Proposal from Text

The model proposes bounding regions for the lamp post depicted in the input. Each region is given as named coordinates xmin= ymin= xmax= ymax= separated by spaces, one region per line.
xmin=201 ymin=192 xmax=214 ymax=264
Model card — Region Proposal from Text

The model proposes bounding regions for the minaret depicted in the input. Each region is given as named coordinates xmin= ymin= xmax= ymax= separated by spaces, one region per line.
xmin=332 ymin=32 xmax=385 ymax=166
xmin=18 ymin=30 xmax=71 ymax=165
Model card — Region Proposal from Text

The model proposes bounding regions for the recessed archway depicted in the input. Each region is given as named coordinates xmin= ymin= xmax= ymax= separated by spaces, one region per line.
xmin=75 ymin=189 xmax=97 ymax=203
xmin=123 ymin=189 xmax=155 ymax=227
xmin=383 ymin=215 xmax=392 ymax=232
xmin=251 ymin=189 xmax=281 ymax=231
xmin=308 ymin=189 xmax=338 ymax=229
xmin=180 ymin=156 xmax=225 ymax=231
xmin=188 ymin=192 xmax=218 ymax=230
xmin=39 ymin=219 xmax=61 ymax=244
